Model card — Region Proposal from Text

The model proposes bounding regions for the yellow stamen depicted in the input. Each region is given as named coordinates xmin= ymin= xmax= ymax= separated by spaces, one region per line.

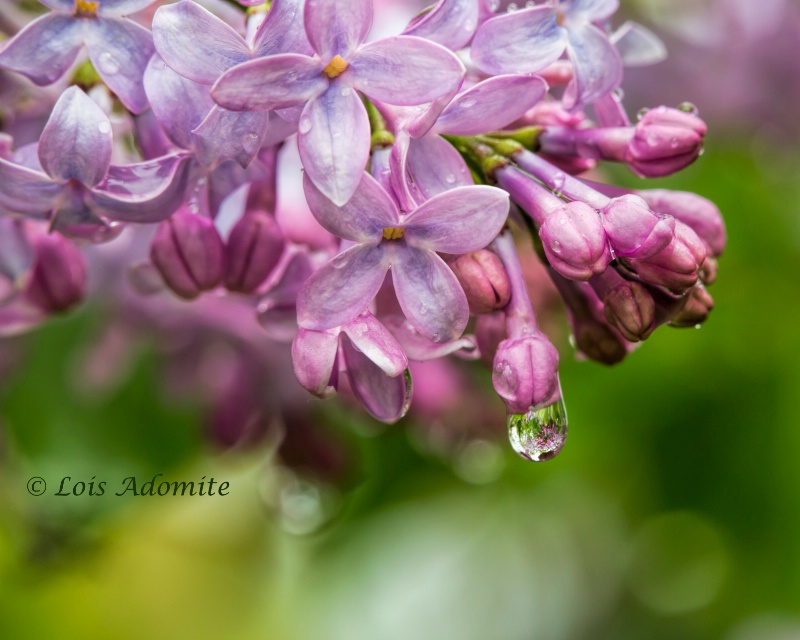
xmin=74 ymin=0 xmax=99 ymax=16
xmin=556 ymin=11 xmax=564 ymax=26
xmin=382 ymin=227 xmax=404 ymax=241
xmin=322 ymin=55 xmax=349 ymax=79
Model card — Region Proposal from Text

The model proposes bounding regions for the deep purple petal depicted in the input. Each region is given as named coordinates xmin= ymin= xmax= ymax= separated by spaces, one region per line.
xmin=211 ymin=54 xmax=326 ymax=111
xmin=292 ymin=327 xmax=340 ymax=397
xmin=152 ymin=1 xmax=251 ymax=85
xmin=434 ymin=75 xmax=548 ymax=136
xmin=391 ymin=245 xmax=468 ymax=343
xmin=144 ymin=54 xmax=214 ymax=151
xmin=253 ymin=0 xmax=312 ymax=56
xmin=302 ymin=171 xmax=397 ymax=242
xmin=84 ymin=18 xmax=154 ymax=113
xmin=89 ymin=153 xmax=192 ymax=223
xmin=563 ymin=22 xmax=622 ymax=109
xmin=565 ymin=0 xmax=619 ymax=22
xmin=95 ymin=0 xmax=158 ymax=17
xmin=403 ymin=185 xmax=509 ymax=253
xmin=296 ymin=243 xmax=389 ymax=330
xmin=399 ymin=134 xmax=472 ymax=204
xmin=304 ymin=0 xmax=372 ymax=59
xmin=471 ymin=7 xmax=567 ymax=75
xmin=38 ymin=86 xmax=112 ymax=187
xmin=193 ymin=106 xmax=269 ymax=169
xmin=402 ymin=0 xmax=480 ymax=51
xmin=349 ymin=36 xmax=465 ymax=106
xmin=341 ymin=335 xmax=411 ymax=423
xmin=341 ymin=312 xmax=407 ymax=376
xmin=0 ymin=14 xmax=83 ymax=86
xmin=298 ymin=85 xmax=370 ymax=206
xmin=0 ymin=159 xmax=61 ymax=217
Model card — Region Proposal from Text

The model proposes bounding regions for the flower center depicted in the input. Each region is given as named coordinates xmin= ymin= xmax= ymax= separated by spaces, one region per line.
xmin=556 ymin=10 xmax=564 ymax=26
xmin=382 ymin=227 xmax=404 ymax=241
xmin=73 ymin=0 xmax=99 ymax=16
xmin=322 ymin=55 xmax=349 ymax=79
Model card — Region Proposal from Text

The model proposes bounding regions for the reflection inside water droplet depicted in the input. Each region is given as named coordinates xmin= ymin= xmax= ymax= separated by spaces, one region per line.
xmin=507 ymin=396 xmax=568 ymax=462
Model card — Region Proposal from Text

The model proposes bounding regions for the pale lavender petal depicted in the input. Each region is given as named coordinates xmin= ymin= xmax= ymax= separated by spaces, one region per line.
xmin=471 ymin=7 xmax=567 ymax=75
xmin=341 ymin=312 xmax=407 ymax=376
xmin=388 ymin=132 xmax=417 ymax=212
xmin=383 ymin=315 xmax=478 ymax=361
xmin=0 ymin=219 xmax=33 ymax=284
xmin=193 ymin=106 xmax=269 ymax=169
xmin=565 ymin=0 xmax=619 ymax=22
xmin=391 ymin=246 xmax=468 ymax=343
xmin=84 ymin=18 xmax=154 ymax=113
xmin=302 ymin=171 xmax=397 ymax=242
xmin=403 ymin=186 xmax=509 ymax=253
xmin=0 ymin=299 xmax=47 ymax=337
xmin=89 ymin=153 xmax=192 ymax=222
xmin=153 ymin=1 xmax=251 ymax=85
xmin=563 ymin=21 xmax=622 ymax=109
xmin=95 ymin=0 xmax=159 ymax=17
xmin=212 ymin=54 xmax=326 ymax=111
xmin=263 ymin=111 xmax=299 ymax=146
xmin=402 ymin=0 xmax=480 ymax=51
xmin=402 ymin=134 xmax=472 ymax=203
xmin=296 ymin=243 xmax=389 ymax=330
xmin=349 ymin=36 xmax=465 ymax=106
xmin=144 ymin=54 xmax=214 ymax=151
xmin=610 ymin=20 xmax=667 ymax=66
xmin=304 ymin=0 xmax=372 ymax=59
xmin=38 ymin=87 xmax=112 ymax=187
xmin=253 ymin=0 xmax=312 ymax=56
xmin=0 ymin=159 xmax=61 ymax=217
xmin=298 ymin=85 xmax=370 ymax=206
xmin=341 ymin=335 xmax=410 ymax=423
xmin=292 ymin=327 xmax=340 ymax=397
xmin=0 ymin=14 xmax=83 ymax=85
xmin=435 ymin=75 xmax=548 ymax=136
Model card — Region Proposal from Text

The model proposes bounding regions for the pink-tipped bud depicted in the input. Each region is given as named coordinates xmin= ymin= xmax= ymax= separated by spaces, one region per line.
xmin=623 ymin=221 xmax=707 ymax=293
xmin=539 ymin=201 xmax=612 ymax=281
xmin=602 ymin=281 xmax=655 ymax=342
xmin=600 ymin=194 xmax=675 ymax=259
xmin=224 ymin=211 xmax=285 ymax=293
xmin=150 ymin=211 xmax=224 ymax=300
xmin=627 ymin=106 xmax=707 ymax=178
xmin=492 ymin=333 xmax=560 ymax=414
xmin=449 ymin=250 xmax=511 ymax=314
xmin=25 ymin=234 xmax=87 ymax=313
xmin=634 ymin=189 xmax=726 ymax=256
xmin=669 ymin=284 xmax=714 ymax=328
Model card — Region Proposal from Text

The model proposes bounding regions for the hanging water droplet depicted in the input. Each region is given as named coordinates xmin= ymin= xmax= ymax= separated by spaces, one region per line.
xmin=678 ymin=101 xmax=699 ymax=116
xmin=298 ymin=117 xmax=312 ymax=134
xmin=694 ymin=323 xmax=701 ymax=329
xmin=612 ymin=87 xmax=625 ymax=101
xmin=97 ymin=121 xmax=111 ymax=134
xmin=97 ymin=52 xmax=120 ymax=75
xmin=507 ymin=397 xmax=568 ymax=462
xmin=636 ymin=107 xmax=650 ymax=121
xmin=489 ymin=0 xmax=499 ymax=11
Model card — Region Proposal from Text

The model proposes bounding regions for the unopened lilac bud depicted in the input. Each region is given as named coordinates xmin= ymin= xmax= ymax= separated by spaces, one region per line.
xmin=699 ymin=256 xmax=717 ymax=285
xmin=224 ymin=211 xmax=285 ymax=293
xmin=627 ymin=106 xmax=707 ymax=178
xmin=492 ymin=333 xmax=560 ymax=415
xmin=635 ymin=189 xmax=726 ymax=256
xmin=668 ymin=284 xmax=714 ymax=328
xmin=600 ymin=194 xmax=674 ymax=259
xmin=25 ymin=234 xmax=87 ymax=313
xmin=475 ymin=312 xmax=507 ymax=369
xmin=602 ymin=281 xmax=655 ymax=342
xmin=150 ymin=211 xmax=224 ymax=300
xmin=623 ymin=221 xmax=706 ymax=293
xmin=539 ymin=201 xmax=612 ymax=281
xmin=449 ymin=250 xmax=511 ymax=314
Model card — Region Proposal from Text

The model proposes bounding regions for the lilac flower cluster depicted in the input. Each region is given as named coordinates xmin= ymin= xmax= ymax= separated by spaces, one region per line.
xmin=0 ymin=0 xmax=725 ymax=462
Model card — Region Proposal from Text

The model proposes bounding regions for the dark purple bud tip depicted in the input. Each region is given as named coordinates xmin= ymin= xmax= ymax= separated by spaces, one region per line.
xmin=668 ymin=284 xmax=714 ymax=328
xmin=628 ymin=106 xmax=707 ymax=178
xmin=449 ymin=250 xmax=511 ymax=314
xmin=150 ymin=211 xmax=225 ymax=300
xmin=224 ymin=211 xmax=285 ymax=294
xmin=603 ymin=281 xmax=656 ymax=342
xmin=507 ymin=396 xmax=568 ymax=463
xmin=25 ymin=234 xmax=87 ymax=314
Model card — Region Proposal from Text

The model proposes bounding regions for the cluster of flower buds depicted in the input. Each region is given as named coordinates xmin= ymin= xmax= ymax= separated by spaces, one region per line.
xmin=0 ymin=0 xmax=725 ymax=463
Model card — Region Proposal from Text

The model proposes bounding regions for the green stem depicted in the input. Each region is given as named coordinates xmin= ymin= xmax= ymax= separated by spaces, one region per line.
xmin=364 ymin=97 xmax=394 ymax=149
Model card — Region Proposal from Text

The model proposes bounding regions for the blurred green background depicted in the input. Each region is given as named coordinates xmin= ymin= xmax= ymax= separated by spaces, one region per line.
xmin=2 ymin=2 xmax=800 ymax=639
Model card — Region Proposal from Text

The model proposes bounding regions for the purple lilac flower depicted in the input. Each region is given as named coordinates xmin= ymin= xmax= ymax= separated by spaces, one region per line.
xmin=0 ymin=0 xmax=157 ymax=113
xmin=296 ymin=171 xmax=508 ymax=342
xmin=211 ymin=0 xmax=466 ymax=205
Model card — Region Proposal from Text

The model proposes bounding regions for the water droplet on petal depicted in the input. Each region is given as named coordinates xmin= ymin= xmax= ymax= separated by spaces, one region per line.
xmin=551 ymin=240 xmax=561 ymax=253
xmin=637 ymin=107 xmax=650 ymax=121
xmin=332 ymin=253 xmax=350 ymax=269
xmin=340 ymin=86 xmax=350 ymax=96
xmin=298 ymin=117 xmax=312 ymax=134
xmin=552 ymin=171 xmax=565 ymax=197
xmin=489 ymin=0 xmax=499 ymax=11
xmin=97 ymin=52 xmax=120 ymax=75
xmin=97 ymin=121 xmax=111 ymax=134
xmin=241 ymin=131 xmax=261 ymax=155
xmin=670 ymin=137 xmax=679 ymax=148
xmin=678 ymin=101 xmax=699 ymax=116
xmin=445 ymin=174 xmax=456 ymax=184
xmin=507 ymin=397 xmax=568 ymax=462
xmin=461 ymin=98 xmax=476 ymax=109
xmin=287 ymin=71 xmax=297 ymax=81
xmin=507 ymin=2 xmax=518 ymax=12
xmin=463 ymin=19 xmax=475 ymax=31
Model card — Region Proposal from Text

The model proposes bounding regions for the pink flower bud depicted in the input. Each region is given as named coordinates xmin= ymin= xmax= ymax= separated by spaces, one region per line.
xmin=627 ymin=106 xmax=707 ymax=178
xmin=150 ymin=211 xmax=224 ymax=300
xmin=224 ymin=211 xmax=285 ymax=293
xmin=492 ymin=333 xmax=560 ymax=414
xmin=539 ymin=201 xmax=612 ymax=281
xmin=449 ymin=250 xmax=511 ymax=314
xmin=600 ymin=194 xmax=675 ymax=259
xmin=25 ymin=234 xmax=87 ymax=313
xmin=602 ymin=281 xmax=655 ymax=342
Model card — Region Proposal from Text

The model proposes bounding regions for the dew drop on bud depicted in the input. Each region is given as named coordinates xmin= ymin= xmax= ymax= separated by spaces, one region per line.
xmin=612 ymin=87 xmax=625 ymax=100
xmin=678 ymin=101 xmax=699 ymax=116
xmin=636 ymin=107 xmax=650 ymax=121
xmin=507 ymin=397 xmax=568 ymax=462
